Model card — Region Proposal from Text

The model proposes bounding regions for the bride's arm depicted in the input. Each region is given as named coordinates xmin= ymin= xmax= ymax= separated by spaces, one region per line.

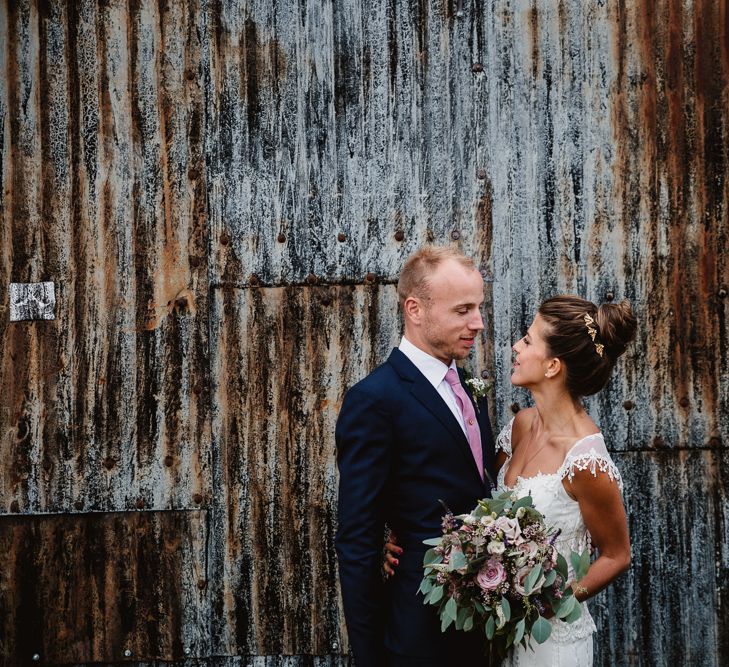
xmin=566 ymin=469 xmax=631 ymax=601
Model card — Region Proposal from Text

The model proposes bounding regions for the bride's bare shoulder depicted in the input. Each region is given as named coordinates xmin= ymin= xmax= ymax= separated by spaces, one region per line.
xmin=511 ymin=407 xmax=536 ymax=452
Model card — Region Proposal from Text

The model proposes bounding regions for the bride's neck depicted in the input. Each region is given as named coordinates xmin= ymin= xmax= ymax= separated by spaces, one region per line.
xmin=529 ymin=387 xmax=584 ymax=434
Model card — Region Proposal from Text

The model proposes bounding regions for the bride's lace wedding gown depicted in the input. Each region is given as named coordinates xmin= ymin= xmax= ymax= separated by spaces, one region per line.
xmin=495 ymin=418 xmax=623 ymax=667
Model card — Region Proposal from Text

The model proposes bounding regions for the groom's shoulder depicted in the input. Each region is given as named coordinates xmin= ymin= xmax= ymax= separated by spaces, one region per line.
xmin=349 ymin=358 xmax=399 ymax=395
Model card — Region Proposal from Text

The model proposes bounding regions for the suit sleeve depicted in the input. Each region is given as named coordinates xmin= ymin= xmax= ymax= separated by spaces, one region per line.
xmin=335 ymin=384 xmax=393 ymax=666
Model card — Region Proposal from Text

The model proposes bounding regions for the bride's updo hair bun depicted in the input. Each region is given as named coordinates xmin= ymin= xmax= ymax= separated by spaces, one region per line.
xmin=538 ymin=295 xmax=637 ymax=398
xmin=595 ymin=301 xmax=637 ymax=359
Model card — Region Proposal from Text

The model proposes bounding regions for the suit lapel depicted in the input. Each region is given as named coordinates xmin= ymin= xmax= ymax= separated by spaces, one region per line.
xmin=387 ymin=349 xmax=483 ymax=486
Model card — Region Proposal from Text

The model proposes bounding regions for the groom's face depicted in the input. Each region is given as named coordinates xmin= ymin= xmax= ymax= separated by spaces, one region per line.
xmin=419 ymin=259 xmax=485 ymax=364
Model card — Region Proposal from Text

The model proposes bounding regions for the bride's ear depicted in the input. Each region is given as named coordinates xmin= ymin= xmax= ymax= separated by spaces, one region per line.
xmin=544 ymin=357 xmax=562 ymax=379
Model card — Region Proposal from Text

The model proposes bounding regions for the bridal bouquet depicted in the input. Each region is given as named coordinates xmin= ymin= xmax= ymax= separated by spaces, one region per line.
xmin=418 ymin=492 xmax=589 ymax=657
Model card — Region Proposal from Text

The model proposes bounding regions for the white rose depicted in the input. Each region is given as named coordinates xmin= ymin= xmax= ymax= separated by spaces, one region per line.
xmin=516 ymin=506 xmax=526 ymax=519
xmin=487 ymin=540 xmax=506 ymax=555
xmin=481 ymin=515 xmax=495 ymax=526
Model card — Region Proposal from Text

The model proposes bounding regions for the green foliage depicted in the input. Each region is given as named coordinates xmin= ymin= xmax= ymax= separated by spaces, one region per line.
xmin=531 ymin=616 xmax=552 ymax=644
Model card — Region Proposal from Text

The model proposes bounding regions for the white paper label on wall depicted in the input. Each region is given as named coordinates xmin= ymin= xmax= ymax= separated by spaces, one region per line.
xmin=9 ymin=282 xmax=56 ymax=321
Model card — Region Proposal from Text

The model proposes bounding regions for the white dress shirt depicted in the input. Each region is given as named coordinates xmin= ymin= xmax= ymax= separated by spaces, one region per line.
xmin=398 ymin=336 xmax=468 ymax=436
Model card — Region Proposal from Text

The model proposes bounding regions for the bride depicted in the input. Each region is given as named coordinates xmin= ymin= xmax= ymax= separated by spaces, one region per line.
xmin=385 ymin=295 xmax=636 ymax=666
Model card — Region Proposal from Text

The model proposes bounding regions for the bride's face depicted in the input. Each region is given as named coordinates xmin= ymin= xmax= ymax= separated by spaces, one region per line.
xmin=510 ymin=314 xmax=554 ymax=387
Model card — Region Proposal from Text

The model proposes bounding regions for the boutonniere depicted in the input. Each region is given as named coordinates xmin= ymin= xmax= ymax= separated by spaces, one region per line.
xmin=463 ymin=370 xmax=491 ymax=413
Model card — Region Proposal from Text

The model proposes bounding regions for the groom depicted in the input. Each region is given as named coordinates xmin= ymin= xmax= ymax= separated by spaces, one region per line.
xmin=335 ymin=246 xmax=497 ymax=666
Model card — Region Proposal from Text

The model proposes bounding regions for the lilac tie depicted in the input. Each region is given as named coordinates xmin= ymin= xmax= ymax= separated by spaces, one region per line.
xmin=445 ymin=368 xmax=484 ymax=481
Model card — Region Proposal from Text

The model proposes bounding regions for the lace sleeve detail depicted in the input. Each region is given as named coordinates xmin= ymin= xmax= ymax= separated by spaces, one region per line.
xmin=495 ymin=418 xmax=515 ymax=456
xmin=559 ymin=434 xmax=623 ymax=491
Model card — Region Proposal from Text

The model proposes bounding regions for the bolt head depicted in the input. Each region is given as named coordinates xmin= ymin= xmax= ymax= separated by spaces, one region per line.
xmin=605 ymin=292 xmax=615 ymax=302
xmin=476 ymin=168 xmax=487 ymax=179
xmin=306 ymin=273 xmax=318 ymax=285
xmin=220 ymin=233 xmax=231 ymax=246
xmin=394 ymin=230 xmax=405 ymax=242
xmin=718 ymin=288 xmax=727 ymax=299
xmin=135 ymin=498 xmax=145 ymax=510
xmin=510 ymin=402 xmax=520 ymax=414
xmin=337 ymin=233 xmax=346 ymax=242
xmin=451 ymin=230 xmax=461 ymax=240
xmin=364 ymin=272 xmax=376 ymax=284
xmin=192 ymin=493 xmax=203 ymax=504
xmin=622 ymin=400 xmax=635 ymax=410
xmin=124 ymin=649 xmax=132 ymax=657
xmin=481 ymin=370 xmax=490 ymax=379
xmin=32 ymin=655 xmax=40 ymax=662
xmin=249 ymin=274 xmax=260 ymax=286
xmin=277 ymin=232 xmax=286 ymax=243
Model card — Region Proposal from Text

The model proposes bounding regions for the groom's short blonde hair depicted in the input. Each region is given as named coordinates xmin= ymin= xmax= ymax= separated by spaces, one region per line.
xmin=397 ymin=246 xmax=477 ymax=308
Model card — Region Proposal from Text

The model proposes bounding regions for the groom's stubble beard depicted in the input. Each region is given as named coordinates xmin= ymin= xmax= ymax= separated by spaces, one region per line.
xmin=421 ymin=306 xmax=467 ymax=364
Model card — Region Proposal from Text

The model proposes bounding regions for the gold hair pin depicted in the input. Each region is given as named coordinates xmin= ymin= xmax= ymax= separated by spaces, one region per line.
xmin=583 ymin=313 xmax=604 ymax=357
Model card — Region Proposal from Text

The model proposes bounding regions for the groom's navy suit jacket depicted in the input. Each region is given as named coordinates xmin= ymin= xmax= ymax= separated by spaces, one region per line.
xmin=335 ymin=348 xmax=497 ymax=665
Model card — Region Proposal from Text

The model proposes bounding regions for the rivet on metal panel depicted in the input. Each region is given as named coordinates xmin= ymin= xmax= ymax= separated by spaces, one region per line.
xmin=103 ymin=457 xmax=116 ymax=470
xmin=32 ymin=655 xmax=40 ymax=662
xmin=709 ymin=436 xmax=722 ymax=448
xmin=605 ymin=292 xmax=614 ymax=302
xmin=135 ymin=498 xmax=146 ymax=510
xmin=364 ymin=272 xmax=377 ymax=284
xmin=193 ymin=382 xmax=203 ymax=395
xmin=394 ymin=230 xmax=405 ymax=242
xmin=718 ymin=288 xmax=727 ymax=299
xmin=332 ymin=642 xmax=339 ymax=651
xmin=185 ymin=68 xmax=196 ymax=81
xmin=184 ymin=647 xmax=192 ymax=655
xmin=164 ymin=455 xmax=174 ymax=467
xmin=481 ymin=370 xmax=490 ymax=379
xmin=510 ymin=402 xmax=520 ymax=414
xmin=472 ymin=62 xmax=484 ymax=73
xmin=320 ymin=293 xmax=332 ymax=306
xmin=74 ymin=500 xmax=84 ymax=511
xmin=652 ymin=436 xmax=665 ymax=448
xmin=187 ymin=168 xmax=199 ymax=181
xmin=337 ymin=233 xmax=346 ymax=242
xmin=306 ymin=273 xmax=318 ymax=285
xmin=197 ymin=579 xmax=207 ymax=590
xmin=679 ymin=397 xmax=689 ymax=408
xmin=249 ymin=274 xmax=260 ymax=286
xmin=451 ymin=230 xmax=461 ymax=240
xmin=192 ymin=493 xmax=203 ymax=504
xmin=476 ymin=168 xmax=487 ymax=180
xmin=277 ymin=232 xmax=286 ymax=243
xmin=124 ymin=649 xmax=132 ymax=657
xmin=190 ymin=256 xmax=201 ymax=268
xmin=10 ymin=500 xmax=20 ymax=513
xmin=622 ymin=400 xmax=635 ymax=410
xmin=220 ymin=233 xmax=231 ymax=246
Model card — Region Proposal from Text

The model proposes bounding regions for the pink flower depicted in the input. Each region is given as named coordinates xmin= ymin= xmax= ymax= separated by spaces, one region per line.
xmin=513 ymin=565 xmax=546 ymax=596
xmin=476 ymin=559 xmax=506 ymax=591
xmin=495 ymin=516 xmax=523 ymax=544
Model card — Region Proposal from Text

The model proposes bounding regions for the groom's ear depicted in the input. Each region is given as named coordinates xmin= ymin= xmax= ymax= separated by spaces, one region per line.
xmin=403 ymin=296 xmax=424 ymax=325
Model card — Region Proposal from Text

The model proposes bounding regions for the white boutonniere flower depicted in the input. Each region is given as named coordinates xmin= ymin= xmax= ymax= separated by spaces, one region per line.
xmin=465 ymin=377 xmax=489 ymax=412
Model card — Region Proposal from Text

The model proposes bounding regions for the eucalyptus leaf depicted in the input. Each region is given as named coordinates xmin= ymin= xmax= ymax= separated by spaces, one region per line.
xmin=441 ymin=614 xmax=453 ymax=632
xmin=554 ymin=594 xmax=576 ymax=619
xmin=531 ymin=616 xmax=552 ymax=644
xmin=577 ymin=548 xmax=591 ymax=580
xmin=564 ymin=602 xmax=583 ymax=624
xmin=523 ymin=564 xmax=543 ymax=596
xmin=464 ymin=613 xmax=474 ymax=632
xmin=512 ymin=495 xmax=533 ymax=511
xmin=456 ymin=606 xmax=470 ymax=631
xmin=473 ymin=600 xmax=485 ymax=615
xmin=556 ymin=553 xmax=569 ymax=580
xmin=444 ymin=596 xmax=458 ymax=623
xmin=485 ymin=615 xmax=495 ymax=640
xmin=514 ymin=618 xmax=526 ymax=645
xmin=543 ymin=568 xmax=557 ymax=587
xmin=501 ymin=596 xmax=511 ymax=622
xmin=422 ymin=537 xmax=443 ymax=546
xmin=449 ymin=550 xmax=468 ymax=572
xmin=418 ymin=577 xmax=434 ymax=596
xmin=429 ymin=585 xmax=444 ymax=604
xmin=423 ymin=548 xmax=441 ymax=566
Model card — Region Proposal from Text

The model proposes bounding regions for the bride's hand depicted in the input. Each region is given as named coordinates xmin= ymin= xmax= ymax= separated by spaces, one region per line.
xmin=383 ymin=530 xmax=403 ymax=577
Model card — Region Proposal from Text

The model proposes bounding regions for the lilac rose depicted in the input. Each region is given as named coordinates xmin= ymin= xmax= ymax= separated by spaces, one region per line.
xmin=476 ymin=559 xmax=506 ymax=591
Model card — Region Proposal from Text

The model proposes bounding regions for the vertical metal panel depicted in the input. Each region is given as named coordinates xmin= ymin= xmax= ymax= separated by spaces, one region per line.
xmin=0 ymin=0 xmax=211 ymax=515
xmin=0 ymin=509 xmax=209 ymax=663
xmin=206 ymin=0 xmax=492 ymax=285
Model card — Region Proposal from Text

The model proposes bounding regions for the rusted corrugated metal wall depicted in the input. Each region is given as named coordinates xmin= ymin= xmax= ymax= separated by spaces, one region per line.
xmin=1 ymin=1 xmax=726 ymax=665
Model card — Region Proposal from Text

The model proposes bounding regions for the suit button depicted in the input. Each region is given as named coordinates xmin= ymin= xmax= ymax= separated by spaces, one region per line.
xmin=468 ymin=418 xmax=474 ymax=425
